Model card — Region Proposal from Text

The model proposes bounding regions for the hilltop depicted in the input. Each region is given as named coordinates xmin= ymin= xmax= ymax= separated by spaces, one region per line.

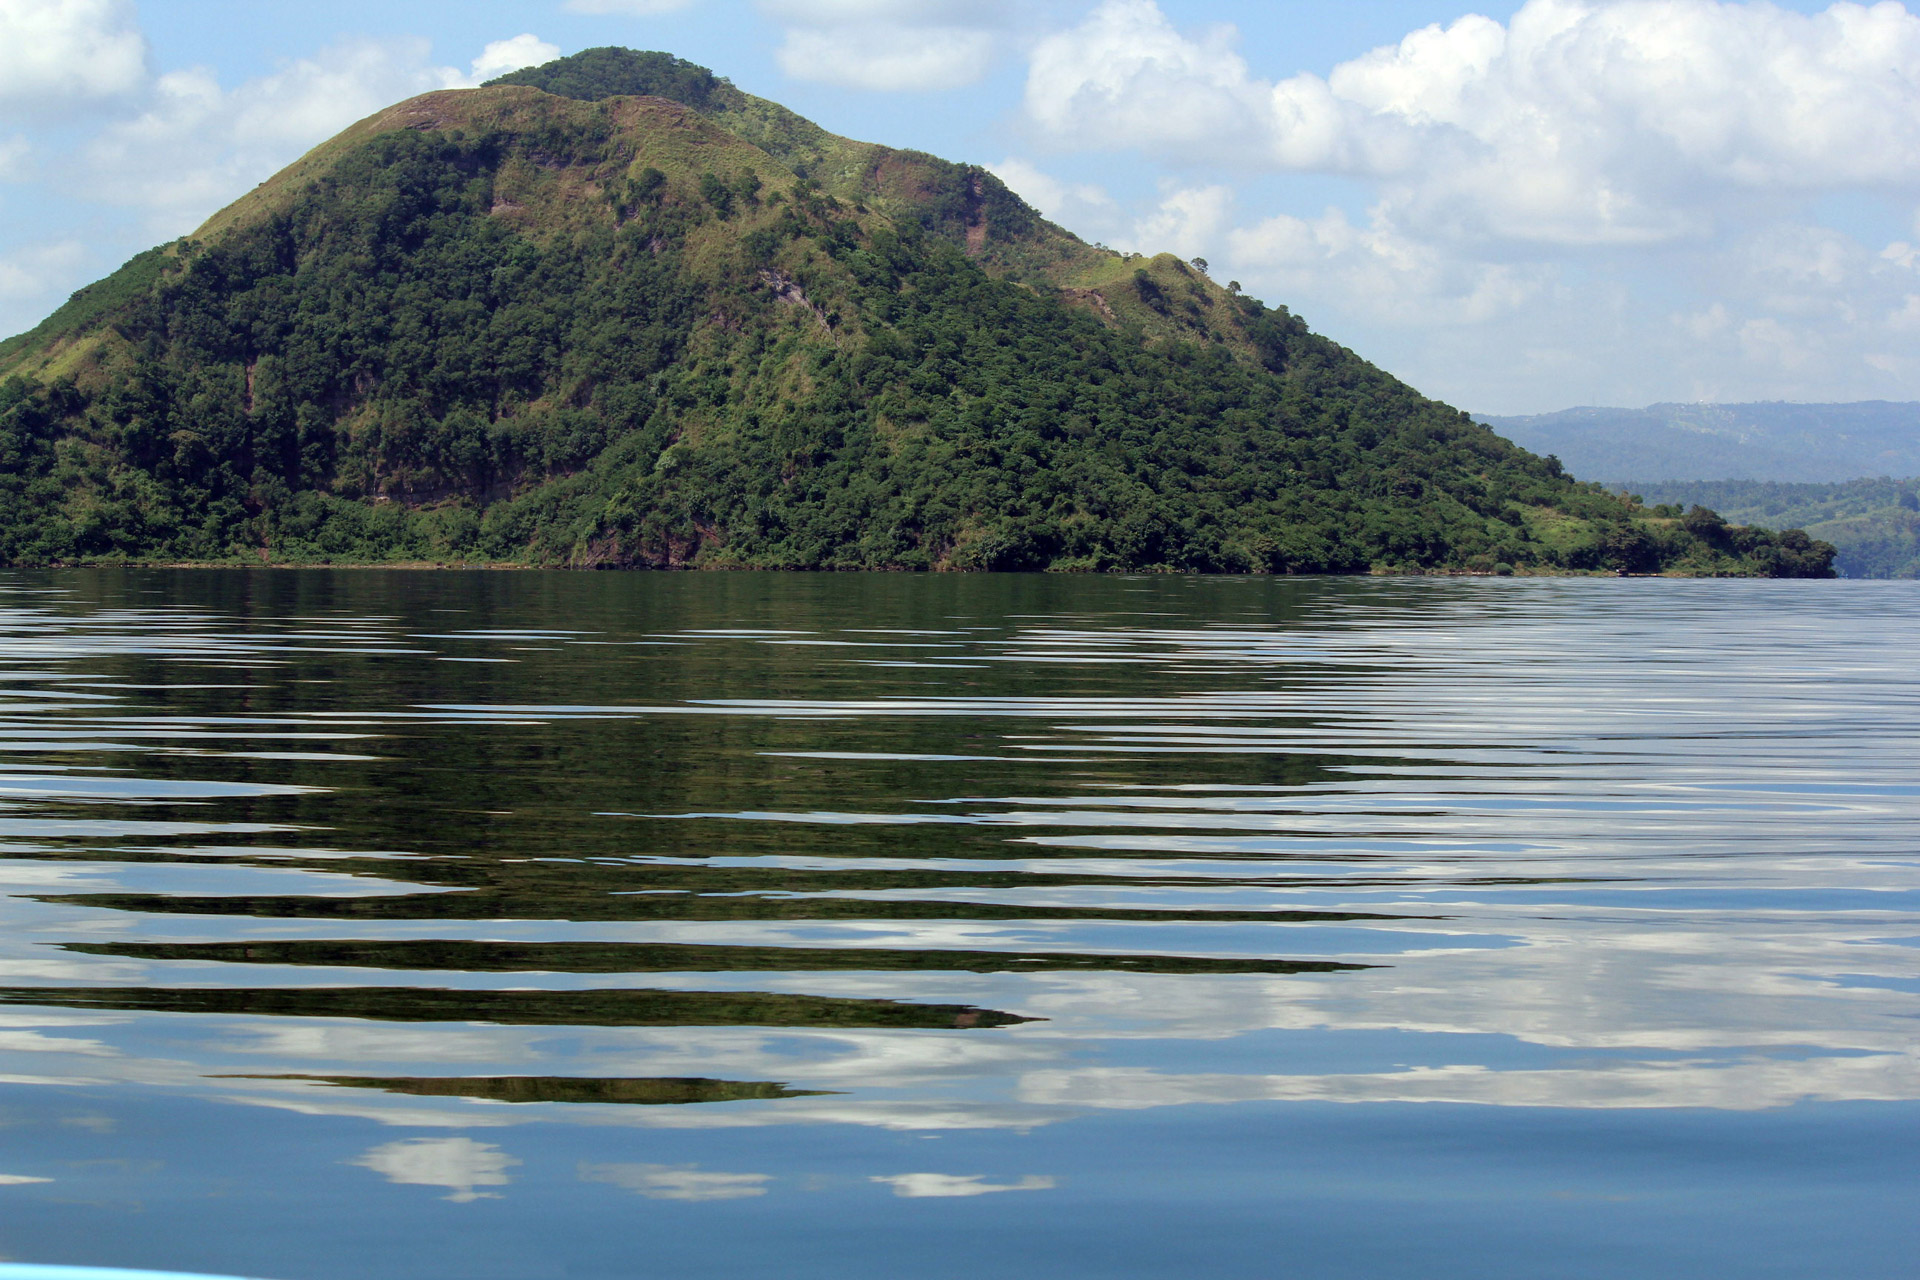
xmin=0 ymin=49 xmax=1831 ymax=576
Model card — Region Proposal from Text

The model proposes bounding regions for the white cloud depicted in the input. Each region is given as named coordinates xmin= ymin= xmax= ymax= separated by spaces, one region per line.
xmin=1019 ymin=0 xmax=1920 ymax=410
xmin=1018 ymin=1049 xmax=1920 ymax=1111
xmin=468 ymin=35 xmax=561 ymax=84
xmin=78 ymin=38 xmax=484 ymax=236
xmin=352 ymin=1137 xmax=518 ymax=1203
xmin=985 ymin=157 xmax=1115 ymax=231
xmin=565 ymin=0 xmax=699 ymax=13
xmin=0 ymin=239 xmax=84 ymax=300
xmin=764 ymin=0 xmax=1010 ymax=91
xmin=1121 ymin=183 xmax=1234 ymax=259
xmin=1028 ymin=0 xmax=1920 ymax=248
xmin=0 ymin=0 xmax=147 ymax=108
xmin=774 ymin=25 xmax=995 ymax=91
xmin=873 ymin=1173 xmax=1057 ymax=1197
xmin=761 ymin=0 xmax=991 ymax=22
xmin=1226 ymin=206 xmax=1549 ymax=325
xmin=1025 ymin=0 xmax=1268 ymax=161
xmin=580 ymin=1162 xmax=770 ymax=1201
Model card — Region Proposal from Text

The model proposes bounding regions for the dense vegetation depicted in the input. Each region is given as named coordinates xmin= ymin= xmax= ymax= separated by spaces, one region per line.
xmin=0 ymin=49 xmax=1834 ymax=576
xmin=1630 ymin=478 xmax=1919 ymax=578
xmin=488 ymin=47 xmax=733 ymax=109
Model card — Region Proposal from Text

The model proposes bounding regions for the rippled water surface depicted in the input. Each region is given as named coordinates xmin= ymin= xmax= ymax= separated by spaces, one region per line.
xmin=0 ymin=570 xmax=1915 ymax=1279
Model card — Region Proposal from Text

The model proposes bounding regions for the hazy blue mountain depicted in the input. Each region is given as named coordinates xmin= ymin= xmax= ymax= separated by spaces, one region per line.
xmin=1480 ymin=402 xmax=1920 ymax=483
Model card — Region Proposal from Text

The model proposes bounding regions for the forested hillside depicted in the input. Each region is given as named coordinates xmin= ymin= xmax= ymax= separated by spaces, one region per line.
xmin=0 ymin=49 xmax=1832 ymax=576
xmin=1630 ymin=479 xmax=1919 ymax=578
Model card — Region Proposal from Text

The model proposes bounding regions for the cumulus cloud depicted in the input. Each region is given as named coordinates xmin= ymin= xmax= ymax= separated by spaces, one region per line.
xmin=1025 ymin=1 xmax=1268 ymax=161
xmin=0 ymin=0 xmax=147 ymax=108
xmin=580 ymin=1162 xmax=770 ymax=1201
xmin=468 ymin=35 xmax=561 ymax=83
xmin=0 ymin=239 xmax=84 ymax=300
xmin=77 ymin=37 xmax=517 ymax=236
xmin=764 ymin=0 xmax=1010 ymax=91
xmin=984 ymin=157 xmax=1115 ymax=232
xmin=873 ymin=1173 xmax=1057 ymax=1197
xmin=566 ymin=0 xmax=700 ymax=13
xmin=1225 ymin=206 xmax=1551 ymax=325
xmin=1122 ymin=183 xmax=1235 ymax=259
xmin=1019 ymin=0 xmax=1920 ymax=410
xmin=1029 ymin=0 xmax=1920 ymax=248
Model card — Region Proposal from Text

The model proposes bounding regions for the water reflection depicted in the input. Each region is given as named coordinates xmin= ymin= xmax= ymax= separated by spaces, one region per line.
xmin=238 ymin=1075 xmax=832 ymax=1105
xmin=0 ymin=571 xmax=1913 ymax=1276
xmin=352 ymin=1136 xmax=517 ymax=1202
xmin=579 ymin=1162 xmax=771 ymax=1201
xmin=873 ymin=1173 xmax=1056 ymax=1197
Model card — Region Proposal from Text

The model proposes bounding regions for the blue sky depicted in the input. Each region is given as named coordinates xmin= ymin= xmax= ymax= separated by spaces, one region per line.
xmin=2 ymin=0 xmax=1916 ymax=414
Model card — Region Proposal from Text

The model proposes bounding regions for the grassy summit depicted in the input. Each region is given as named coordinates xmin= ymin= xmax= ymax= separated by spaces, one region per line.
xmin=0 ymin=48 xmax=1832 ymax=574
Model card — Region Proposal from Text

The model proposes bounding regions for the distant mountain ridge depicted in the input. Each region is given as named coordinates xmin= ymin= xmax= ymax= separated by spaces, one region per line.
xmin=1481 ymin=401 xmax=1920 ymax=483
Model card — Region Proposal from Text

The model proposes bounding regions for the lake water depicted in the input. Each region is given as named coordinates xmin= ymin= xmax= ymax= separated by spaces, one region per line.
xmin=0 ymin=570 xmax=1914 ymax=1280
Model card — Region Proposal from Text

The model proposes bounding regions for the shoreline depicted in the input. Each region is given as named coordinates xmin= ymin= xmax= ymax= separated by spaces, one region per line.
xmin=0 ymin=560 xmax=1818 ymax=579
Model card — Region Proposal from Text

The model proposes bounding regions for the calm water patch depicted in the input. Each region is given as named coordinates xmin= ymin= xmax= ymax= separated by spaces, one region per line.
xmin=0 ymin=570 xmax=1913 ymax=1279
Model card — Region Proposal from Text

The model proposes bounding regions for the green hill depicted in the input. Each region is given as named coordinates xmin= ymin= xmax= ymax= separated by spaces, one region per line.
xmin=1627 ymin=478 xmax=1920 ymax=578
xmin=0 ymin=48 xmax=1832 ymax=576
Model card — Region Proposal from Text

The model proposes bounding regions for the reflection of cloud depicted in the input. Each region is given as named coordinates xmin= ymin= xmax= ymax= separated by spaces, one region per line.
xmin=223 ymin=1093 xmax=521 ymax=1129
xmin=873 ymin=1173 xmax=1055 ymax=1198
xmin=60 ymin=1113 xmax=116 ymax=1134
xmin=0 ymin=1030 xmax=115 ymax=1055
xmin=225 ymin=1024 xmax=507 ymax=1063
xmin=0 ymin=1173 xmax=52 ymax=1185
xmin=1020 ymin=1053 xmax=1920 ymax=1112
xmin=351 ymin=1138 xmax=518 ymax=1202
xmin=0 ymin=1011 xmax=122 ymax=1029
xmin=7 ymin=607 xmax=1920 ymax=1153
xmin=581 ymin=1162 xmax=769 ymax=1201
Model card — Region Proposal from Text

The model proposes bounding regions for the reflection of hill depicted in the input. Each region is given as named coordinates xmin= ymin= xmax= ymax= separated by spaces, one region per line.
xmin=71 ymin=938 xmax=1375 ymax=976
xmin=0 ymin=985 xmax=1034 ymax=1029
xmin=223 ymin=1074 xmax=829 ymax=1105
xmin=34 ymin=890 xmax=1414 ymax=926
